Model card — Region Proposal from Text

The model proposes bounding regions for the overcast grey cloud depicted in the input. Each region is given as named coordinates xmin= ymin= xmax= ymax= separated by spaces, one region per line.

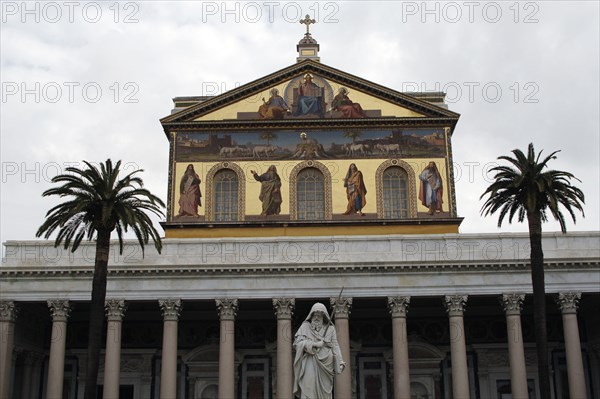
xmin=1 ymin=1 xmax=598 ymax=247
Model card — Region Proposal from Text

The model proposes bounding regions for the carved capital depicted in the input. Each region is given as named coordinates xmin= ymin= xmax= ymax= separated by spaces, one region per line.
xmin=105 ymin=299 xmax=127 ymax=321
xmin=501 ymin=293 xmax=525 ymax=316
xmin=216 ymin=298 xmax=238 ymax=321
xmin=47 ymin=300 xmax=71 ymax=322
xmin=330 ymin=297 xmax=352 ymax=319
xmin=556 ymin=292 xmax=581 ymax=314
xmin=21 ymin=350 xmax=42 ymax=366
xmin=590 ymin=341 xmax=600 ymax=357
xmin=0 ymin=301 xmax=18 ymax=322
xmin=388 ymin=296 xmax=410 ymax=318
xmin=444 ymin=295 xmax=468 ymax=317
xmin=13 ymin=347 xmax=24 ymax=362
xmin=273 ymin=298 xmax=295 ymax=320
xmin=159 ymin=299 xmax=182 ymax=321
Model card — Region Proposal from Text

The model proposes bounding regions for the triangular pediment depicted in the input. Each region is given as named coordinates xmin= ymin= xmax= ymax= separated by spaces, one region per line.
xmin=160 ymin=60 xmax=459 ymax=131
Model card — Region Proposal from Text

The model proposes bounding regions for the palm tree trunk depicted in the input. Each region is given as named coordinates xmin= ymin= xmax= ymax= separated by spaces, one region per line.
xmin=527 ymin=211 xmax=552 ymax=399
xmin=84 ymin=229 xmax=111 ymax=399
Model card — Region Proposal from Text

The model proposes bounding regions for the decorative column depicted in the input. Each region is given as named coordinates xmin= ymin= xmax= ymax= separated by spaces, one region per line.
xmin=20 ymin=352 xmax=40 ymax=399
xmin=0 ymin=301 xmax=18 ymax=399
xmin=159 ymin=299 xmax=182 ymax=399
xmin=273 ymin=298 xmax=295 ymax=399
xmin=388 ymin=296 xmax=411 ymax=399
xmin=46 ymin=300 xmax=71 ymax=399
xmin=589 ymin=342 xmax=600 ymax=399
xmin=444 ymin=295 xmax=470 ymax=399
xmin=216 ymin=298 xmax=238 ymax=399
xmin=501 ymin=294 xmax=528 ymax=399
xmin=103 ymin=299 xmax=127 ymax=399
xmin=433 ymin=372 xmax=442 ymax=399
xmin=556 ymin=292 xmax=587 ymax=399
xmin=330 ymin=296 xmax=352 ymax=399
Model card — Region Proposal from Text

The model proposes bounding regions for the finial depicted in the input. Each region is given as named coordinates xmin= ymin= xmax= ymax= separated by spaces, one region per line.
xmin=296 ymin=15 xmax=320 ymax=62
xmin=299 ymin=14 xmax=316 ymax=35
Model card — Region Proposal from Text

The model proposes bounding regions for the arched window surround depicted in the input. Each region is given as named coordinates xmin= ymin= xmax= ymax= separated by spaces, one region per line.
xmin=375 ymin=159 xmax=417 ymax=219
xmin=205 ymin=162 xmax=246 ymax=222
xmin=289 ymin=160 xmax=332 ymax=221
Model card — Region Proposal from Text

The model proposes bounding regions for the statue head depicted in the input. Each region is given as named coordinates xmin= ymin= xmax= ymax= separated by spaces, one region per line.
xmin=305 ymin=302 xmax=332 ymax=325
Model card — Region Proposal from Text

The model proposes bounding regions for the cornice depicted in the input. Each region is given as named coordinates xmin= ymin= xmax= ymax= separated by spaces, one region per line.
xmin=160 ymin=216 xmax=464 ymax=230
xmin=161 ymin=116 xmax=459 ymax=133
xmin=1 ymin=259 xmax=597 ymax=279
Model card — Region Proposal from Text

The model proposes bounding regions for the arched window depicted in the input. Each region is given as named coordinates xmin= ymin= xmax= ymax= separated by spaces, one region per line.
xmin=296 ymin=167 xmax=325 ymax=220
xmin=213 ymin=169 xmax=238 ymax=221
xmin=205 ymin=162 xmax=245 ymax=222
xmin=382 ymin=166 xmax=409 ymax=218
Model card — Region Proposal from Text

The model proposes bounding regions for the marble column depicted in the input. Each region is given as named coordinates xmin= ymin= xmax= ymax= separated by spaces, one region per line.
xmin=216 ymin=298 xmax=238 ymax=399
xmin=501 ymin=293 xmax=528 ymax=399
xmin=388 ymin=296 xmax=411 ymax=399
xmin=444 ymin=295 xmax=470 ymax=399
xmin=556 ymin=292 xmax=587 ymax=399
xmin=273 ymin=298 xmax=295 ymax=399
xmin=20 ymin=352 xmax=40 ymax=399
xmin=159 ymin=299 xmax=182 ymax=399
xmin=46 ymin=300 xmax=71 ymax=399
xmin=589 ymin=342 xmax=600 ymax=399
xmin=433 ymin=372 xmax=442 ymax=399
xmin=103 ymin=299 xmax=127 ymax=399
xmin=0 ymin=301 xmax=18 ymax=399
xmin=330 ymin=296 xmax=352 ymax=399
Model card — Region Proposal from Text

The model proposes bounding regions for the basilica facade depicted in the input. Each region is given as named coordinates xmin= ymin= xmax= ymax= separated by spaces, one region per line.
xmin=1 ymin=28 xmax=599 ymax=399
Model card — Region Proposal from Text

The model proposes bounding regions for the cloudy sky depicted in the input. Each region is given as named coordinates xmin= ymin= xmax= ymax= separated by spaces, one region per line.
xmin=1 ymin=1 xmax=598 ymax=247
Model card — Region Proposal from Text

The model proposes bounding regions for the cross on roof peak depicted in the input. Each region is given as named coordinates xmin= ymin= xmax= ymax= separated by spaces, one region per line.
xmin=296 ymin=14 xmax=320 ymax=63
xmin=299 ymin=14 xmax=316 ymax=35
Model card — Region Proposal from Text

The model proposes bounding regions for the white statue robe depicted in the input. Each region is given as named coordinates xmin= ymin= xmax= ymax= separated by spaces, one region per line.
xmin=293 ymin=321 xmax=344 ymax=399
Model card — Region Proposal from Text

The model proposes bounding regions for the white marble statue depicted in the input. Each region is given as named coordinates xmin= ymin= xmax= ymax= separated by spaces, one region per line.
xmin=293 ymin=302 xmax=346 ymax=398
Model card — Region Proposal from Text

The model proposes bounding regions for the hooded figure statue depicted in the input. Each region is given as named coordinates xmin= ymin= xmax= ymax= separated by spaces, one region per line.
xmin=293 ymin=303 xmax=346 ymax=398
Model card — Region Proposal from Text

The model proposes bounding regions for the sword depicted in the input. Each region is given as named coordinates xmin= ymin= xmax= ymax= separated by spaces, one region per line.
xmin=331 ymin=286 xmax=344 ymax=322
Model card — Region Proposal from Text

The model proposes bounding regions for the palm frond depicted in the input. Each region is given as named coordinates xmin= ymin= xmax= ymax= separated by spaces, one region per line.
xmin=480 ymin=143 xmax=585 ymax=231
xmin=37 ymin=159 xmax=165 ymax=254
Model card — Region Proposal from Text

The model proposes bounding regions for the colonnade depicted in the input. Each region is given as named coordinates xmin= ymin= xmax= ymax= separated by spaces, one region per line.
xmin=0 ymin=292 xmax=589 ymax=399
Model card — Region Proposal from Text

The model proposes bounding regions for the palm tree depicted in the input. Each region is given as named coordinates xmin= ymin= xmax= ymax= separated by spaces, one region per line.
xmin=260 ymin=132 xmax=277 ymax=145
xmin=36 ymin=159 xmax=165 ymax=399
xmin=342 ymin=130 xmax=362 ymax=144
xmin=480 ymin=143 xmax=584 ymax=399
